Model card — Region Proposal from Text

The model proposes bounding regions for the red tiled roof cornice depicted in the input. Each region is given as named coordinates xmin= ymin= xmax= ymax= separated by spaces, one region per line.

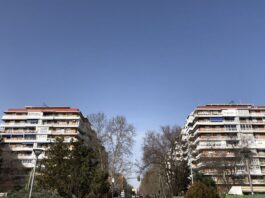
xmin=6 ymin=107 xmax=80 ymax=113
xmin=196 ymin=104 xmax=265 ymax=110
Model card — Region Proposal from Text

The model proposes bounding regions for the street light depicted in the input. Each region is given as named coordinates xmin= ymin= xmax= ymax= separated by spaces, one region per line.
xmin=111 ymin=177 xmax=115 ymax=198
xmin=29 ymin=148 xmax=44 ymax=198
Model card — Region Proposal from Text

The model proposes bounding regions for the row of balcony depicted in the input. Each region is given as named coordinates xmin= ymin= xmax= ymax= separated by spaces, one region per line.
xmin=193 ymin=141 xmax=265 ymax=150
xmin=193 ymin=151 xmax=265 ymax=159
xmin=1 ymin=123 xmax=79 ymax=128
xmin=0 ymin=131 xmax=77 ymax=136
xmin=189 ymin=128 xmax=265 ymax=139
xmin=2 ymin=138 xmax=75 ymax=143
xmin=195 ymin=111 xmax=265 ymax=117
xmin=2 ymin=114 xmax=80 ymax=120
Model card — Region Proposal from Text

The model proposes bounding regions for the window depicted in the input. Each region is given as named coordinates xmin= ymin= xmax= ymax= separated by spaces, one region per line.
xmin=225 ymin=125 xmax=237 ymax=131
xmin=210 ymin=117 xmax=224 ymax=122
xmin=27 ymin=119 xmax=38 ymax=124
xmin=225 ymin=117 xmax=235 ymax=122
xmin=240 ymin=124 xmax=252 ymax=131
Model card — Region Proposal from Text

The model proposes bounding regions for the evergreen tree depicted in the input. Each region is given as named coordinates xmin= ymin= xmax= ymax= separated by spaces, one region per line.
xmin=185 ymin=182 xmax=219 ymax=198
xmin=193 ymin=170 xmax=217 ymax=189
xmin=37 ymin=137 xmax=109 ymax=198
xmin=37 ymin=137 xmax=72 ymax=197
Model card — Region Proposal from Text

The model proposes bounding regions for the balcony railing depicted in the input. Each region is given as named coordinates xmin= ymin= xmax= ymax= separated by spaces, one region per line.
xmin=42 ymin=115 xmax=80 ymax=120
xmin=195 ymin=136 xmax=238 ymax=142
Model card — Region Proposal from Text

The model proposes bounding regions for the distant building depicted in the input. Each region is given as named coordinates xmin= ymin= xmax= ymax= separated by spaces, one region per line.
xmin=182 ymin=104 xmax=265 ymax=193
xmin=0 ymin=106 xmax=101 ymax=168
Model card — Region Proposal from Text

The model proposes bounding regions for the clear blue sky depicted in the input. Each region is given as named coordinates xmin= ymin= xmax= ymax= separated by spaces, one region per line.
xmin=1 ymin=0 xmax=265 ymax=187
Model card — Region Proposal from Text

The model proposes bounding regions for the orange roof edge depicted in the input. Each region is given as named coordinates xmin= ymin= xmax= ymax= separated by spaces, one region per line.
xmin=5 ymin=106 xmax=80 ymax=113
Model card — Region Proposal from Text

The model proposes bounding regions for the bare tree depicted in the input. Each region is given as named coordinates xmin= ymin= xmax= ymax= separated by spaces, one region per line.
xmin=201 ymin=149 xmax=243 ymax=194
xmin=139 ymin=165 xmax=160 ymax=197
xmin=88 ymin=113 xmax=136 ymax=182
xmin=88 ymin=113 xmax=108 ymax=145
xmin=142 ymin=126 xmax=190 ymax=197
xmin=88 ymin=113 xmax=108 ymax=170
xmin=240 ymin=134 xmax=255 ymax=195
xmin=200 ymin=135 xmax=255 ymax=194
xmin=106 ymin=116 xmax=136 ymax=178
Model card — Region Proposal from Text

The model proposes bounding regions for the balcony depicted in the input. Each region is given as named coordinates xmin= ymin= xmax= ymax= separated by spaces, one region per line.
xmin=200 ymin=152 xmax=236 ymax=158
xmin=195 ymin=136 xmax=238 ymax=143
xmin=1 ymin=123 xmax=38 ymax=128
xmin=2 ymin=129 xmax=36 ymax=133
xmin=249 ymin=112 xmax=265 ymax=117
xmin=2 ymin=115 xmax=28 ymax=120
xmin=195 ymin=112 xmax=222 ymax=117
xmin=197 ymin=128 xmax=226 ymax=132
xmin=52 ymin=124 xmax=79 ymax=128
xmin=11 ymin=147 xmax=33 ymax=152
xmin=253 ymin=128 xmax=265 ymax=133
xmin=51 ymin=132 xmax=77 ymax=135
xmin=42 ymin=115 xmax=80 ymax=120
xmin=196 ymin=143 xmax=231 ymax=150
xmin=42 ymin=123 xmax=79 ymax=128
xmin=251 ymin=180 xmax=265 ymax=185
xmin=17 ymin=154 xmax=34 ymax=159
xmin=255 ymin=140 xmax=265 ymax=149
xmin=3 ymin=139 xmax=36 ymax=143
xmin=258 ymin=153 xmax=265 ymax=158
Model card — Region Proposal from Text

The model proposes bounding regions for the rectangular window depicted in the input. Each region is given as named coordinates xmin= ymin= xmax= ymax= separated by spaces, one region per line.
xmin=27 ymin=119 xmax=38 ymax=124
xmin=225 ymin=125 xmax=237 ymax=131
xmin=240 ymin=124 xmax=252 ymax=130
xmin=210 ymin=117 xmax=224 ymax=122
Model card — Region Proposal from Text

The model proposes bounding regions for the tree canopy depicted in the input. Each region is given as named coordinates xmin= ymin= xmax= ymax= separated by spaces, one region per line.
xmin=37 ymin=137 xmax=109 ymax=198
xmin=141 ymin=125 xmax=190 ymax=197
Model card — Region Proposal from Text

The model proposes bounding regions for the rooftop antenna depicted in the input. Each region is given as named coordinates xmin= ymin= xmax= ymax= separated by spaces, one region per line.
xmin=42 ymin=102 xmax=49 ymax=107
xmin=229 ymin=100 xmax=235 ymax=105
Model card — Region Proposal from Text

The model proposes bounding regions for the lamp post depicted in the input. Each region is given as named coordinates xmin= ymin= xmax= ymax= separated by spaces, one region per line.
xmin=111 ymin=177 xmax=114 ymax=198
xmin=190 ymin=160 xmax=193 ymax=185
xmin=29 ymin=148 xmax=43 ymax=198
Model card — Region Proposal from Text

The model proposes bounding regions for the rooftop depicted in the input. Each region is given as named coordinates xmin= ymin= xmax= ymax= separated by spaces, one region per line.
xmin=196 ymin=104 xmax=265 ymax=110
xmin=5 ymin=106 xmax=80 ymax=113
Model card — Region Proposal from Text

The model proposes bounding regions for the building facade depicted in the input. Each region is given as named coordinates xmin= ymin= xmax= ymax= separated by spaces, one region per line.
xmin=0 ymin=106 xmax=98 ymax=168
xmin=182 ymin=104 xmax=265 ymax=192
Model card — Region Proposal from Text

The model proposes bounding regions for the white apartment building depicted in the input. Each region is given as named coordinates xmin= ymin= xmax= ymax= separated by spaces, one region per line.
xmin=0 ymin=106 xmax=98 ymax=168
xmin=182 ymin=104 xmax=265 ymax=193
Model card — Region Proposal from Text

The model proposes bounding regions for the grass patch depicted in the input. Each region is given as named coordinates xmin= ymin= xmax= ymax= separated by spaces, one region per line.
xmin=226 ymin=195 xmax=265 ymax=198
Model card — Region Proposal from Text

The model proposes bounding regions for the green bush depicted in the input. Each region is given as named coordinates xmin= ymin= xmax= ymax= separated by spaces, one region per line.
xmin=185 ymin=182 xmax=220 ymax=198
xmin=7 ymin=188 xmax=62 ymax=198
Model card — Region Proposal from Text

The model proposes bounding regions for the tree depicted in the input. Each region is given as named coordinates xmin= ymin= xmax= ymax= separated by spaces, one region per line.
xmin=139 ymin=165 xmax=160 ymax=197
xmin=193 ymin=170 xmax=217 ymax=189
xmin=0 ymin=144 xmax=27 ymax=192
xmin=87 ymin=113 xmax=108 ymax=171
xmin=88 ymin=113 xmax=136 ymax=182
xmin=200 ymin=149 xmax=244 ymax=194
xmin=239 ymin=135 xmax=256 ymax=195
xmin=37 ymin=137 xmax=109 ymax=198
xmin=38 ymin=138 xmax=72 ymax=197
xmin=185 ymin=182 xmax=220 ymax=198
xmin=198 ymin=135 xmax=255 ymax=194
xmin=106 ymin=116 xmax=136 ymax=178
xmin=142 ymin=126 xmax=190 ymax=197
xmin=88 ymin=113 xmax=108 ymax=145
xmin=7 ymin=188 xmax=62 ymax=198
